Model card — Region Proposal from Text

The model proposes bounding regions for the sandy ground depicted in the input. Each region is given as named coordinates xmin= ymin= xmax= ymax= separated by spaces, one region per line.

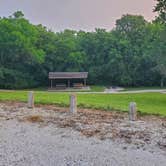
xmin=0 ymin=102 xmax=166 ymax=166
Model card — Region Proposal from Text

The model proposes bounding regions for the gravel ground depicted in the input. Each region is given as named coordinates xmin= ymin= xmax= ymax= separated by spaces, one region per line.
xmin=0 ymin=102 xmax=166 ymax=166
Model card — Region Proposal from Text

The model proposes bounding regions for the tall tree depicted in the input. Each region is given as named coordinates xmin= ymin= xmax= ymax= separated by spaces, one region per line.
xmin=0 ymin=11 xmax=45 ymax=88
xmin=153 ymin=25 xmax=166 ymax=87
xmin=154 ymin=0 xmax=166 ymax=24
xmin=115 ymin=15 xmax=150 ymax=86
xmin=13 ymin=11 xmax=24 ymax=19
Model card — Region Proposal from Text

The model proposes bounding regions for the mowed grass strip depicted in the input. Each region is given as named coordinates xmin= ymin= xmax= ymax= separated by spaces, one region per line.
xmin=0 ymin=91 xmax=165 ymax=116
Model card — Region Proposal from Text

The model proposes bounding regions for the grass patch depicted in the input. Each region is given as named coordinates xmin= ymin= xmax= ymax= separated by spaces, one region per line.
xmin=25 ymin=115 xmax=44 ymax=123
xmin=0 ymin=91 xmax=166 ymax=116
xmin=90 ymin=86 xmax=105 ymax=92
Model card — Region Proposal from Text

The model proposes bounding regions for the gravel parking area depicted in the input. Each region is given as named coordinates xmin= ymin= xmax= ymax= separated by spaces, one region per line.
xmin=0 ymin=102 xmax=166 ymax=166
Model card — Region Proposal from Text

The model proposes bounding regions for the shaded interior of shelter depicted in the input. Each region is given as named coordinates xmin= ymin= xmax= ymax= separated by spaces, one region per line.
xmin=48 ymin=72 xmax=88 ymax=90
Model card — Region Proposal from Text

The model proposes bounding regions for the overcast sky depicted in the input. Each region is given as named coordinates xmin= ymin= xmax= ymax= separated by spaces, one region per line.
xmin=0 ymin=0 xmax=156 ymax=32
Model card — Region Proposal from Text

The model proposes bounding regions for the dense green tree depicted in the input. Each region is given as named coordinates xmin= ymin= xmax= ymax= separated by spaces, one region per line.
xmin=154 ymin=0 xmax=166 ymax=24
xmin=151 ymin=25 xmax=166 ymax=87
xmin=115 ymin=15 xmax=153 ymax=86
xmin=13 ymin=11 xmax=24 ymax=19
xmin=0 ymin=12 xmax=45 ymax=88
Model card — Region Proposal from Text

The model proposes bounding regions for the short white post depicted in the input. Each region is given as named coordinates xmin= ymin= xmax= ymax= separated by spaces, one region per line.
xmin=129 ymin=102 xmax=137 ymax=121
xmin=70 ymin=93 xmax=77 ymax=114
xmin=28 ymin=91 xmax=34 ymax=108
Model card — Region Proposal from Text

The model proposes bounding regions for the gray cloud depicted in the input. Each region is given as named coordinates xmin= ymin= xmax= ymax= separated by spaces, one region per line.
xmin=0 ymin=0 xmax=156 ymax=31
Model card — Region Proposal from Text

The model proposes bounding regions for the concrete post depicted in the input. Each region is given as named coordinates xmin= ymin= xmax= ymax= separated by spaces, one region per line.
xmin=129 ymin=102 xmax=137 ymax=121
xmin=28 ymin=91 xmax=34 ymax=108
xmin=70 ymin=93 xmax=77 ymax=114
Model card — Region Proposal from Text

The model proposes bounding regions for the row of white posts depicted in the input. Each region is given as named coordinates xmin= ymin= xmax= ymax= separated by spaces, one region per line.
xmin=28 ymin=91 xmax=137 ymax=121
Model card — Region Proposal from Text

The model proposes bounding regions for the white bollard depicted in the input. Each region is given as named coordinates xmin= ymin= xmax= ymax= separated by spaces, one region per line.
xmin=129 ymin=102 xmax=137 ymax=121
xmin=28 ymin=91 xmax=34 ymax=108
xmin=70 ymin=93 xmax=77 ymax=114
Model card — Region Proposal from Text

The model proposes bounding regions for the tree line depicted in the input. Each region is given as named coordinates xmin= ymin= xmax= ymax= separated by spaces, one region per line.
xmin=0 ymin=0 xmax=165 ymax=89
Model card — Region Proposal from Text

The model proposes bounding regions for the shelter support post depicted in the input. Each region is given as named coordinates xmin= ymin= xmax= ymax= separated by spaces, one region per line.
xmin=50 ymin=79 xmax=53 ymax=89
xmin=84 ymin=78 xmax=87 ymax=87
xmin=68 ymin=79 xmax=70 ymax=88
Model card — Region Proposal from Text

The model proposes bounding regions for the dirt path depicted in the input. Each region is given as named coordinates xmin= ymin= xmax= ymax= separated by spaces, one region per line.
xmin=79 ymin=89 xmax=166 ymax=94
xmin=106 ymin=89 xmax=166 ymax=94
xmin=0 ymin=102 xmax=166 ymax=166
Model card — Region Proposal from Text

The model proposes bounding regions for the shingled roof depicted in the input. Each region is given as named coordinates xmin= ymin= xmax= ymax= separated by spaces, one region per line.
xmin=49 ymin=72 xmax=88 ymax=79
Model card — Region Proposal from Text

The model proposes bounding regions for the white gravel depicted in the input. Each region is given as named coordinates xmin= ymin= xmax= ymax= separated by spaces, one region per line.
xmin=0 ymin=119 xmax=165 ymax=166
xmin=0 ymin=102 xmax=166 ymax=166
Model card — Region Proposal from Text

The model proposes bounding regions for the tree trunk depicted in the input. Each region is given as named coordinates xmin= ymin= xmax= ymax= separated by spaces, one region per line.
xmin=160 ymin=77 xmax=164 ymax=88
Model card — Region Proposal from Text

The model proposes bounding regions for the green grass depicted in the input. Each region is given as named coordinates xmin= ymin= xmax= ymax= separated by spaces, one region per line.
xmin=89 ymin=85 xmax=105 ymax=92
xmin=0 ymin=91 xmax=166 ymax=116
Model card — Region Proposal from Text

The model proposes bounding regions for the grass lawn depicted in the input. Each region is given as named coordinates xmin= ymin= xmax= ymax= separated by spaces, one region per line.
xmin=89 ymin=85 xmax=105 ymax=92
xmin=0 ymin=91 xmax=166 ymax=116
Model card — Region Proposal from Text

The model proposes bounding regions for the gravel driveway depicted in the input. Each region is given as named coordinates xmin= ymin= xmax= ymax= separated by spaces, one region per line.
xmin=0 ymin=102 xmax=166 ymax=166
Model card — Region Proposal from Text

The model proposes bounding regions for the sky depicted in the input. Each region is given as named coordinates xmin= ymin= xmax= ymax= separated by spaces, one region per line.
xmin=0 ymin=0 xmax=157 ymax=32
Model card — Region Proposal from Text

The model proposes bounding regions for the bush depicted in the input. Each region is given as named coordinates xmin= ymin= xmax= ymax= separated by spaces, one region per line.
xmin=0 ymin=67 xmax=37 ymax=89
